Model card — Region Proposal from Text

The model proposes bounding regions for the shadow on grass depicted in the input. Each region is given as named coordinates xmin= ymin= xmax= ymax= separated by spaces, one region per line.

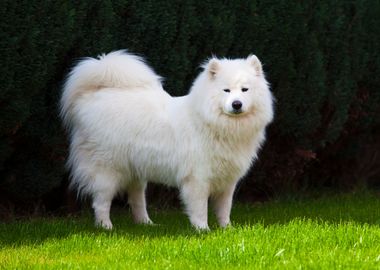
xmin=1 ymin=192 xmax=379 ymax=248
xmin=0 ymin=208 xmax=199 ymax=248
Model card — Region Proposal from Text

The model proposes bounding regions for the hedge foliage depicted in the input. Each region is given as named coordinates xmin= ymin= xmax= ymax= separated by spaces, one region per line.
xmin=0 ymin=0 xmax=379 ymax=205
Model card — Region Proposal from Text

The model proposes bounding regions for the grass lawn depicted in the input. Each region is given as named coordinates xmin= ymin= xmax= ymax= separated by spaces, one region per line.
xmin=1 ymin=192 xmax=380 ymax=269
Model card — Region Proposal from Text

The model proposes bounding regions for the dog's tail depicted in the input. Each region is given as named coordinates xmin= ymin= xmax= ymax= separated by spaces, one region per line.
xmin=60 ymin=50 xmax=162 ymax=127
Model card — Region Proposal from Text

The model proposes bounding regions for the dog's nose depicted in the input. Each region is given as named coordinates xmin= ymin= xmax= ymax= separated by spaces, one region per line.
xmin=232 ymin=100 xmax=242 ymax=111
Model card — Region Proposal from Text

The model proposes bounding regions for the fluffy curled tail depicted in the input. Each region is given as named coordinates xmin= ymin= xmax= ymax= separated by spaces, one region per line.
xmin=60 ymin=50 xmax=162 ymax=127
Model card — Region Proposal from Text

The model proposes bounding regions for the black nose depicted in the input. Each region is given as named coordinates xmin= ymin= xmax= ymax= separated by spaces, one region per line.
xmin=232 ymin=100 xmax=242 ymax=111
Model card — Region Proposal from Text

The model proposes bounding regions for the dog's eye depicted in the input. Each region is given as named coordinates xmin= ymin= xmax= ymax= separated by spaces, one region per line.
xmin=242 ymin=88 xmax=249 ymax=92
xmin=223 ymin=89 xmax=231 ymax=93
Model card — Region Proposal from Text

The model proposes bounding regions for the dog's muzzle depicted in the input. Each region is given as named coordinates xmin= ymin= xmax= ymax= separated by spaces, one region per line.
xmin=232 ymin=100 xmax=243 ymax=114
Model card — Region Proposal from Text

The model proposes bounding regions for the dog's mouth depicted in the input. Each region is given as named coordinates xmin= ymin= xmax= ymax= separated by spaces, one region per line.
xmin=223 ymin=109 xmax=247 ymax=117
xmin=232 ymin=108 xmax=243 ymax=115
xmin=221 ymin=106 xmax=256 ymax=119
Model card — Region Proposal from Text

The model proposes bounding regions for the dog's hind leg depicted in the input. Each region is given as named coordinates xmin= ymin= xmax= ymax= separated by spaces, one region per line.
xmin=91 ymin=170 xmax=120 ymax=230
xmin=127 ymin=181 xmax=153 ymax=224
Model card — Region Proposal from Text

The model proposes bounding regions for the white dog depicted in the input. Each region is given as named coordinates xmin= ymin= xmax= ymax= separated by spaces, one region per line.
xmin=61 ymin=50 xmax=273 ymax=230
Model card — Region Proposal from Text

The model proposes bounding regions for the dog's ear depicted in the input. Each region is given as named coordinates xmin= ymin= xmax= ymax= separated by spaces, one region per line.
xmin=207 ymin=59 xmax=220 ymax=79
xmin=247 ymin=55 xmax=262 ymax=76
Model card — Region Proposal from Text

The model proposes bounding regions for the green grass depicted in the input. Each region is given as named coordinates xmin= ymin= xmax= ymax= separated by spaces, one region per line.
xmin=1 ymin=192 xmax=380 ymax=269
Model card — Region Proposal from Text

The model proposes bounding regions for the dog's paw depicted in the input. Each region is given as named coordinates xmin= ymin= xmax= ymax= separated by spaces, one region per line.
xmin=134 ymin=216 xmax=154 ymax=225
xmin=193 ymin=223 xmax=210 ymax=232
xmin=95 ymin=219 xmax=113 ymax=230
xmin=219 ymin=219 xmax=232 ymax=228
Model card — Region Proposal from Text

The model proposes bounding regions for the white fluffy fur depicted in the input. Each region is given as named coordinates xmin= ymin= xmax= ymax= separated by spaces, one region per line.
xmin=61 ymin=50 xmax=274 ymax=230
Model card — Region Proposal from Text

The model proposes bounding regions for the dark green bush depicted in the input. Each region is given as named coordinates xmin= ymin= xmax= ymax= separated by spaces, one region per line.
xmin=0 ymin=1 xmax=379 ymax=207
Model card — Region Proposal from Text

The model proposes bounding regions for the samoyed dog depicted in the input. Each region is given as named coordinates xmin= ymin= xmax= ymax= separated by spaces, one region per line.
xmin=61 ymin=50 xmax=273 ymax=230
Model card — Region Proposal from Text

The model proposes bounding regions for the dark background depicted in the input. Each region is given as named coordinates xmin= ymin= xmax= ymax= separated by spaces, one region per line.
xmin=0 ymin=1 xmax=379 ymax=217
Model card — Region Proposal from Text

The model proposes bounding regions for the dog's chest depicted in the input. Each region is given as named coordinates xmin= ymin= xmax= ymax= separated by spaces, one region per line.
xmin=205 ymin=149 xmax=249 ymax=190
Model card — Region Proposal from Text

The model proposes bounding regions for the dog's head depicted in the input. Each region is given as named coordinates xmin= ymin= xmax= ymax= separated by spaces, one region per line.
xmin=191 ymin=55 xmax=274 ymax=130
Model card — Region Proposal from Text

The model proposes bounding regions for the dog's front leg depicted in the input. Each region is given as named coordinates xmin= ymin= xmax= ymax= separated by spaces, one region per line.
xmin=211 ymin=181 xmax=237 ymax=228
xmin=127 ymin=181 xmax=153 ymax=225
xmin=180 ymin=178 xmax=209 ymax=230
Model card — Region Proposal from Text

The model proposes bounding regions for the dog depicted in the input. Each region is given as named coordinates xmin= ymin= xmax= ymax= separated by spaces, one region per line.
xmin=60 ymin=50 xmax=274 ymax=229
